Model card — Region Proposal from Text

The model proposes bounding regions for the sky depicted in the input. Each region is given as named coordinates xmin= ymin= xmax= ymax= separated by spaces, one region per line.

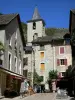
xmin=0 ymin=0 xmax=75 ymax=28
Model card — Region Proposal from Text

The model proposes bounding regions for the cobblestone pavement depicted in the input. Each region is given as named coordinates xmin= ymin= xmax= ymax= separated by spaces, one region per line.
xmin=1 ymin=93 xmax=73 ymax=100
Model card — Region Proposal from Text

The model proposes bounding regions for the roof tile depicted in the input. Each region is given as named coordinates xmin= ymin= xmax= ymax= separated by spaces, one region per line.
xmin=0 ymin=13 xmax=18 ymax=25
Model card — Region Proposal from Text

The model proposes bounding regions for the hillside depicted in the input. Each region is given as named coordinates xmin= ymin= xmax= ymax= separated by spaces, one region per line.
xmin=21 ymin=22 xmax=69 ymax=41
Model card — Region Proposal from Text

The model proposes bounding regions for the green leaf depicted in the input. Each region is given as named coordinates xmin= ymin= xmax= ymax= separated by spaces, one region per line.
xmin=49 ymin=70 xmax=58 ymax=80
xmin=0 ymin=41 xmax=4 ymax=51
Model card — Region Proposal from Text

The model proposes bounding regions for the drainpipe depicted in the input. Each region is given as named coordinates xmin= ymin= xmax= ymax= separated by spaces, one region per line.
xmin=31 ymin=47 xmax=35 ymax=88
xmin=52 ymin=44 xmax=55 ymax=71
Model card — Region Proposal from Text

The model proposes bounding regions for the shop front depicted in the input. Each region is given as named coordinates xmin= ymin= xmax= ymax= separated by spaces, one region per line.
xmin=6 ymin=74 xmax=22 ymax=95
xmin=0 ymin=70 xmax=6 ymax=96
xmin=0 ymin=67 xmax=24 ymax=97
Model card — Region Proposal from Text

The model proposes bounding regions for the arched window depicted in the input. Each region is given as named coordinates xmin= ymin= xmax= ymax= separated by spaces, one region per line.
xmin=33 ymin=33 xmax=38 ymax=40
xmin=33 ymin=22 xmax=36 ymax=29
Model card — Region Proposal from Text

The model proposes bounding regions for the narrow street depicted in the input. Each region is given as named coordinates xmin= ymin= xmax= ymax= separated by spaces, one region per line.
xmin=1 ymin=93 xmax=73 ymax=100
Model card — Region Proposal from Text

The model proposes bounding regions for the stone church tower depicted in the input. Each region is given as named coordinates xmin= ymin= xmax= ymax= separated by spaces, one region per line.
xmin=27 ymin=7 xmax=46 ymax=45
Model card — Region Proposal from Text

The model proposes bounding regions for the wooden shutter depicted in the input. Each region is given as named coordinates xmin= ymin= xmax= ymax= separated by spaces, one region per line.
xmin=40 ymin=52 xmax=44 ymax=58
xmin=57 ymin=59 xmax=60 ymax=66
xmin=40 ymin=63 xmax=45 ymax=70
xmin=60 ymin=47 xmax=64 ymax=54
xmin=64 ymin=59 xmax=67 ymax=65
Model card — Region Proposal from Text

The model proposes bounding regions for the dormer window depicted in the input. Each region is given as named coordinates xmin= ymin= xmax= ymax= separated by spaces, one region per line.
xmin=33 ymin=22 xmax=36 ymax=29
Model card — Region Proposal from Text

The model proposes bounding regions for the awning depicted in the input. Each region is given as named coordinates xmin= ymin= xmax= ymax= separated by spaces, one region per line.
xmin=0 ymin=66 xmax=24 ymax=80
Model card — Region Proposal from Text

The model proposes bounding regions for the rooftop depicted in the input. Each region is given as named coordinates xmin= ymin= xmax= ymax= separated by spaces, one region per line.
xmin=71 ymin=9 xmax=75 ymax=14
xmin=32 ymin=32 xmax=70 ymax=44
xmin=0 ymin=13 xmax=18 ymax=25
xmin=27 ymin=7 xmax=45 ymax=25
xmin=32 ymin=6 xmax=41 ymax=20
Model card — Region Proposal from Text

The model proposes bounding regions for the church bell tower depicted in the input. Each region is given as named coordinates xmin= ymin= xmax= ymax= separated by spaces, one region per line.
xmin=27 ymin=6 xmax=46 ymax=45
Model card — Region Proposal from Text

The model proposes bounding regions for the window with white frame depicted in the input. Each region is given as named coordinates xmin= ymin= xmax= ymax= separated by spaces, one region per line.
xmin=19 ymin=46 xmax=21 ymax=52
xmin=57 ymin=59 xmax=67 ymax=66
xmin=15 ymin=40 xmax=17 ymax=48
xmin=60 ymin=59 xmax=65 ymax=65
xmin=8 ymin=52 xmax=12 ymax=70
xmin=19 ymin=46 xmax=21 ymax=60
xmin=23 ymin=57 xmax=28 ymax=66
xmin=19 ymin=60 xmax=21 ymax=74
xmin=14 ymin=56 xmax=17 ymax=73
xmin=15 ymin=32 xmax=17 ymax=39
xmin=23 ymin=70 xmax=28 ymax=77
xmin=9 ymin=37 xmax=12 ymax=46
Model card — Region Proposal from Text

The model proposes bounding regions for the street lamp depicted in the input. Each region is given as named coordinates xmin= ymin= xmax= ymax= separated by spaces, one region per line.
xmin=31 ymin=46 xmax=35 ymax=88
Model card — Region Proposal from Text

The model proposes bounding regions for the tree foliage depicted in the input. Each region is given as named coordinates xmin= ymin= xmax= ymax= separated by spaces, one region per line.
xmin=33 ymin=69 xmax=43 ymax=85
xmin=49 ymin=70 xmax=58 ymax=80
xmin=0 ymin=13 xmax=3 ymax=15
xmin=45 ymin=28 xmax=57 ymax=36
xmin=45 ymin=28 xmax=68 ymax=36
xmin=0 ymin=41 xmax=4 ymax=51
xmin=21 ymin=22 xmax=27 ymax=42
xmin=65 ymin=65 xmax=75 ymax=78
xmin=0 ymin=41 xmax=4 ymax=56
xmin=21 ymin=22 xmax=68 ymax=41
xmin=71 ymin=28 xmax=75 ymax=46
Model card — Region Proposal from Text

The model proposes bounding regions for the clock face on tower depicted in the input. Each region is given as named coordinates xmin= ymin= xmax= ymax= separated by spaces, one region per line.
xmin=71 ymin=28 xmax=75 ymax=46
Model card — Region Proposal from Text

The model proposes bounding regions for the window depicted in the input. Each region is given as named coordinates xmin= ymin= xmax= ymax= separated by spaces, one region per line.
xmin=62 ymin=72 xmax=65 ymax=76
xmin=40 ymin=45 xmax=44 ymax=50
xmin=19 ymin=46 xmax=21 ymax=52
xmin=23 ymin=57 xmax=28 ymax=66
xmin=60 ymin=47 xmax=64 ymax=54
xmin=40 ymin=63 xmax=45 ymax=70
xmin=40 ymin=52 xmax=44 ymax=58
xmin=19 ymin=60 xmax=21 ymax=74
xmin=15 ymin=40 xmax=17 ymax=49
xmin=14 ymin=56 xmax=17 ymax=73
xmin=60 ymin=59 xmax=65 ymax=65
xmin=19 ymin=46 xmax=21 ymax=60
xmin=33 ymin=22 xmax=36 ymax=29
xmin=9 ymin=37 xmax=12 ymax=46
xmin=8 ymin=52 xmax=12 ymax=70
xmin=57 ymin=59 xmax=67 ymax=66
xmin=15 ymin=32 xmax=17 ymax=39
xmin=0 ymin=59 xmax=2 ymax=66
xmin=23 ymin=70 xmax=28 ymax=77
xmin=33 ymin=33 xmax=38 ymax=40
xmin=14 ymin=40 xmax=17 ymax=56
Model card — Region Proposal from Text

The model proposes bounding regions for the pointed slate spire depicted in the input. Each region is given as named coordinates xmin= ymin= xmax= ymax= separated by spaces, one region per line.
xmin=32 ymin=6 xmax=41 ymax=20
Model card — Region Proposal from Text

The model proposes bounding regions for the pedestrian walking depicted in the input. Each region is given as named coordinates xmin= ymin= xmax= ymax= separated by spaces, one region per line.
xmin=20 ymin=81 xmax=25 ymax=98
xmin=52 ymin=80 xmax=56 ymax=93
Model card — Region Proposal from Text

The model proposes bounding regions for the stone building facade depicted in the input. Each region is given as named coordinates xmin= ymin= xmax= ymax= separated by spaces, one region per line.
xmin=24 ymin=7 xmax=72 ymax=87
